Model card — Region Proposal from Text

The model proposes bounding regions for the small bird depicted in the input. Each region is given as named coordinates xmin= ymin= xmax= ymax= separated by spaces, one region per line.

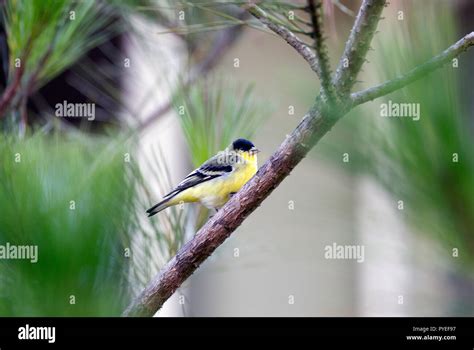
xmin=146 ymin=138 xmax=260 ymax=217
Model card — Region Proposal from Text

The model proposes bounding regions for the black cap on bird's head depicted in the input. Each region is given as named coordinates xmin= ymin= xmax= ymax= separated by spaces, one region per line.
xmin=231 ymin=138 xmax=260 ymax=154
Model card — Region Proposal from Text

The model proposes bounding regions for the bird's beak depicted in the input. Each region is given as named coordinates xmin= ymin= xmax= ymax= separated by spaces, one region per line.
xmin=250 ymin=147 xmax=260 ymax=155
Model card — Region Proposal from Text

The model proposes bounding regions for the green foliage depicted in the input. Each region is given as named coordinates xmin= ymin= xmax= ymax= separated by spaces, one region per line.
xmin=174 ymin=80 xmax=267 ymax=166
xmin=323 ymin=1 xmax=474 ymax=267
xmin=124 ymin=81 xmax=268 ymax=294
xmin=123 ymin=144 xmax=188 ymax=295
xmin=0 ymin=0 xmax=269 ymax=314
xmin=0 ymin=133 xmax=132 ymax=315
xmin=365 ymin=3 xmax=474 ymax=267
xmin=3 ymin=0 xmax=116 ymax=88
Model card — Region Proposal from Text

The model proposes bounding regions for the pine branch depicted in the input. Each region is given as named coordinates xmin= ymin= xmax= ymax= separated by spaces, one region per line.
xmin=0 ymin=63 xmax=25 ymax=118
xmin=0 ymin=3 xmax=73 ymax=119
xmin=123 ymin=2 xmax=474 ymax=317
xmin=307 ymin=0 xmax=334 ymax=100
xmin=0 ymin=38 xmax=32 ymax=118
xmin=123 ymin=98 xmax=343 ymax=317
xmin=247 ymin=4 xmax=324 ymax=79
xmin=350 ymin=32 xmax=474 ymax=106
xmin=138 ymin=11 xmax=248 ymax=132
xmin=333 ymin=0 xmax=386 ymax=95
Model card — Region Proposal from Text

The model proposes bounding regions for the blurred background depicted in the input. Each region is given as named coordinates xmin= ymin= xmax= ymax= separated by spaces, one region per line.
xmin=0 ymin=0 xmax=473 ymax=316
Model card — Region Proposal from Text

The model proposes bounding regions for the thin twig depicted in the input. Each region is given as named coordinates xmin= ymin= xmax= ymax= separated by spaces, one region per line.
xmin=0 ymin=37 xmax=33 ymax=118
xmin=307 ymin=0 xmax=334 ymax=100
xmin=138 ymin=11 xmax=248 ymax=132
xmin=333 ymin=0 xmax=386 ymax=95
xmin=123 ymin=99 xmax=341 ymax=317
xmin=248 ymin=4 xmax=323 ymax=79
xmin=351 ymin=32 xmax=474 ymax=106
xmin=0 ymin=3 xmax=70 ymax=119
xmin=122 ymin=1 xmax=474 ymax=317
xmin=18 ymin=93 xmax=28 ymax=137
xmin=0 ymin=63 xmax=25 ymax=117
xmin=332 ymin=0 xmax=356 ymax=17
xmin=24 ymin=42 xmax=55 ymax=95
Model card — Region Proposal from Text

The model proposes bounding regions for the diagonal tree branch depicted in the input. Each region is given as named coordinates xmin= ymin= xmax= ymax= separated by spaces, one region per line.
xmin=247 ymin=4 xmax=323 ymax=79
xmin=0 ymin=4 xmax=70 ymax=120
xmin=0 ymin=63 xmax=25 ymax=118
xmin=123 ymin=98 xmax=345 ymax=317
xmin=333 ymin=0 xmax=386 ymax=95
xmin=307 ymin=0 xmax=334 ymax=100
xmin=350 ymin=32 xmax=474 ymax=106
xmin=123 ymin=1 xmax=474 ymax=317
xmin=0 ymin=38 xmax=33 ymax=118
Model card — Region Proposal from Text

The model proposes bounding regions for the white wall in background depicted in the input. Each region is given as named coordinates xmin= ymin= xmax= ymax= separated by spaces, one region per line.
xmin=356 ymin=176 xmax=448 ymax=316
xmin=122 ymin=14 xmax=188 ymax=317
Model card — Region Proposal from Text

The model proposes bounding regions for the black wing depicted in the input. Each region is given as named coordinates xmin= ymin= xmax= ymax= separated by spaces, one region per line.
xmin=163 ymin=162 xmax=233 ymax=199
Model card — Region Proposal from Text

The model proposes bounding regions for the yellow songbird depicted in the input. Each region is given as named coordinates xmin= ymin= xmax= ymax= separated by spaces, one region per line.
xmin=146 ymin=138 xmax=260 ymax=216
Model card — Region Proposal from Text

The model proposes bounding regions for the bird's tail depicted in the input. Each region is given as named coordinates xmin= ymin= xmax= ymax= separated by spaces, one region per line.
xmin=146 ymin=195 xmax=176 ymax=217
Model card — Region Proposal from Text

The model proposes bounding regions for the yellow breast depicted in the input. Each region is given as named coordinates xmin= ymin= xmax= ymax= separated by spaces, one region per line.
xmin=174 ymin=152 xmax=258 ymax=209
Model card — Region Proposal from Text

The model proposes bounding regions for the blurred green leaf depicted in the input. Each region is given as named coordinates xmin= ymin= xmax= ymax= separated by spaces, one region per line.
xmin=0 ymin=133 xmax=133 ymax=315
xmin=173 ymin=79 xmax=268 ymax=166
xmin=3 ymin=0 xmax=117 ymax=88
xmin=320 ymin=1 xmax=474 ymax=268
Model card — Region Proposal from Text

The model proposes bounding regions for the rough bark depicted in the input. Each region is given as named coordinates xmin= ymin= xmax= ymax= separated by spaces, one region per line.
xmin=307 ymin=0 xmax=334 ymax=99
xmin=123 ymin=0 xmax=474 ymax=317
xmin=333 ymin=0 xmax=386 ymax=94
xmin=123 ymin=100 xmax=346 ymax=316
xmin=248 ymin=5 xmax=323 ymax=78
